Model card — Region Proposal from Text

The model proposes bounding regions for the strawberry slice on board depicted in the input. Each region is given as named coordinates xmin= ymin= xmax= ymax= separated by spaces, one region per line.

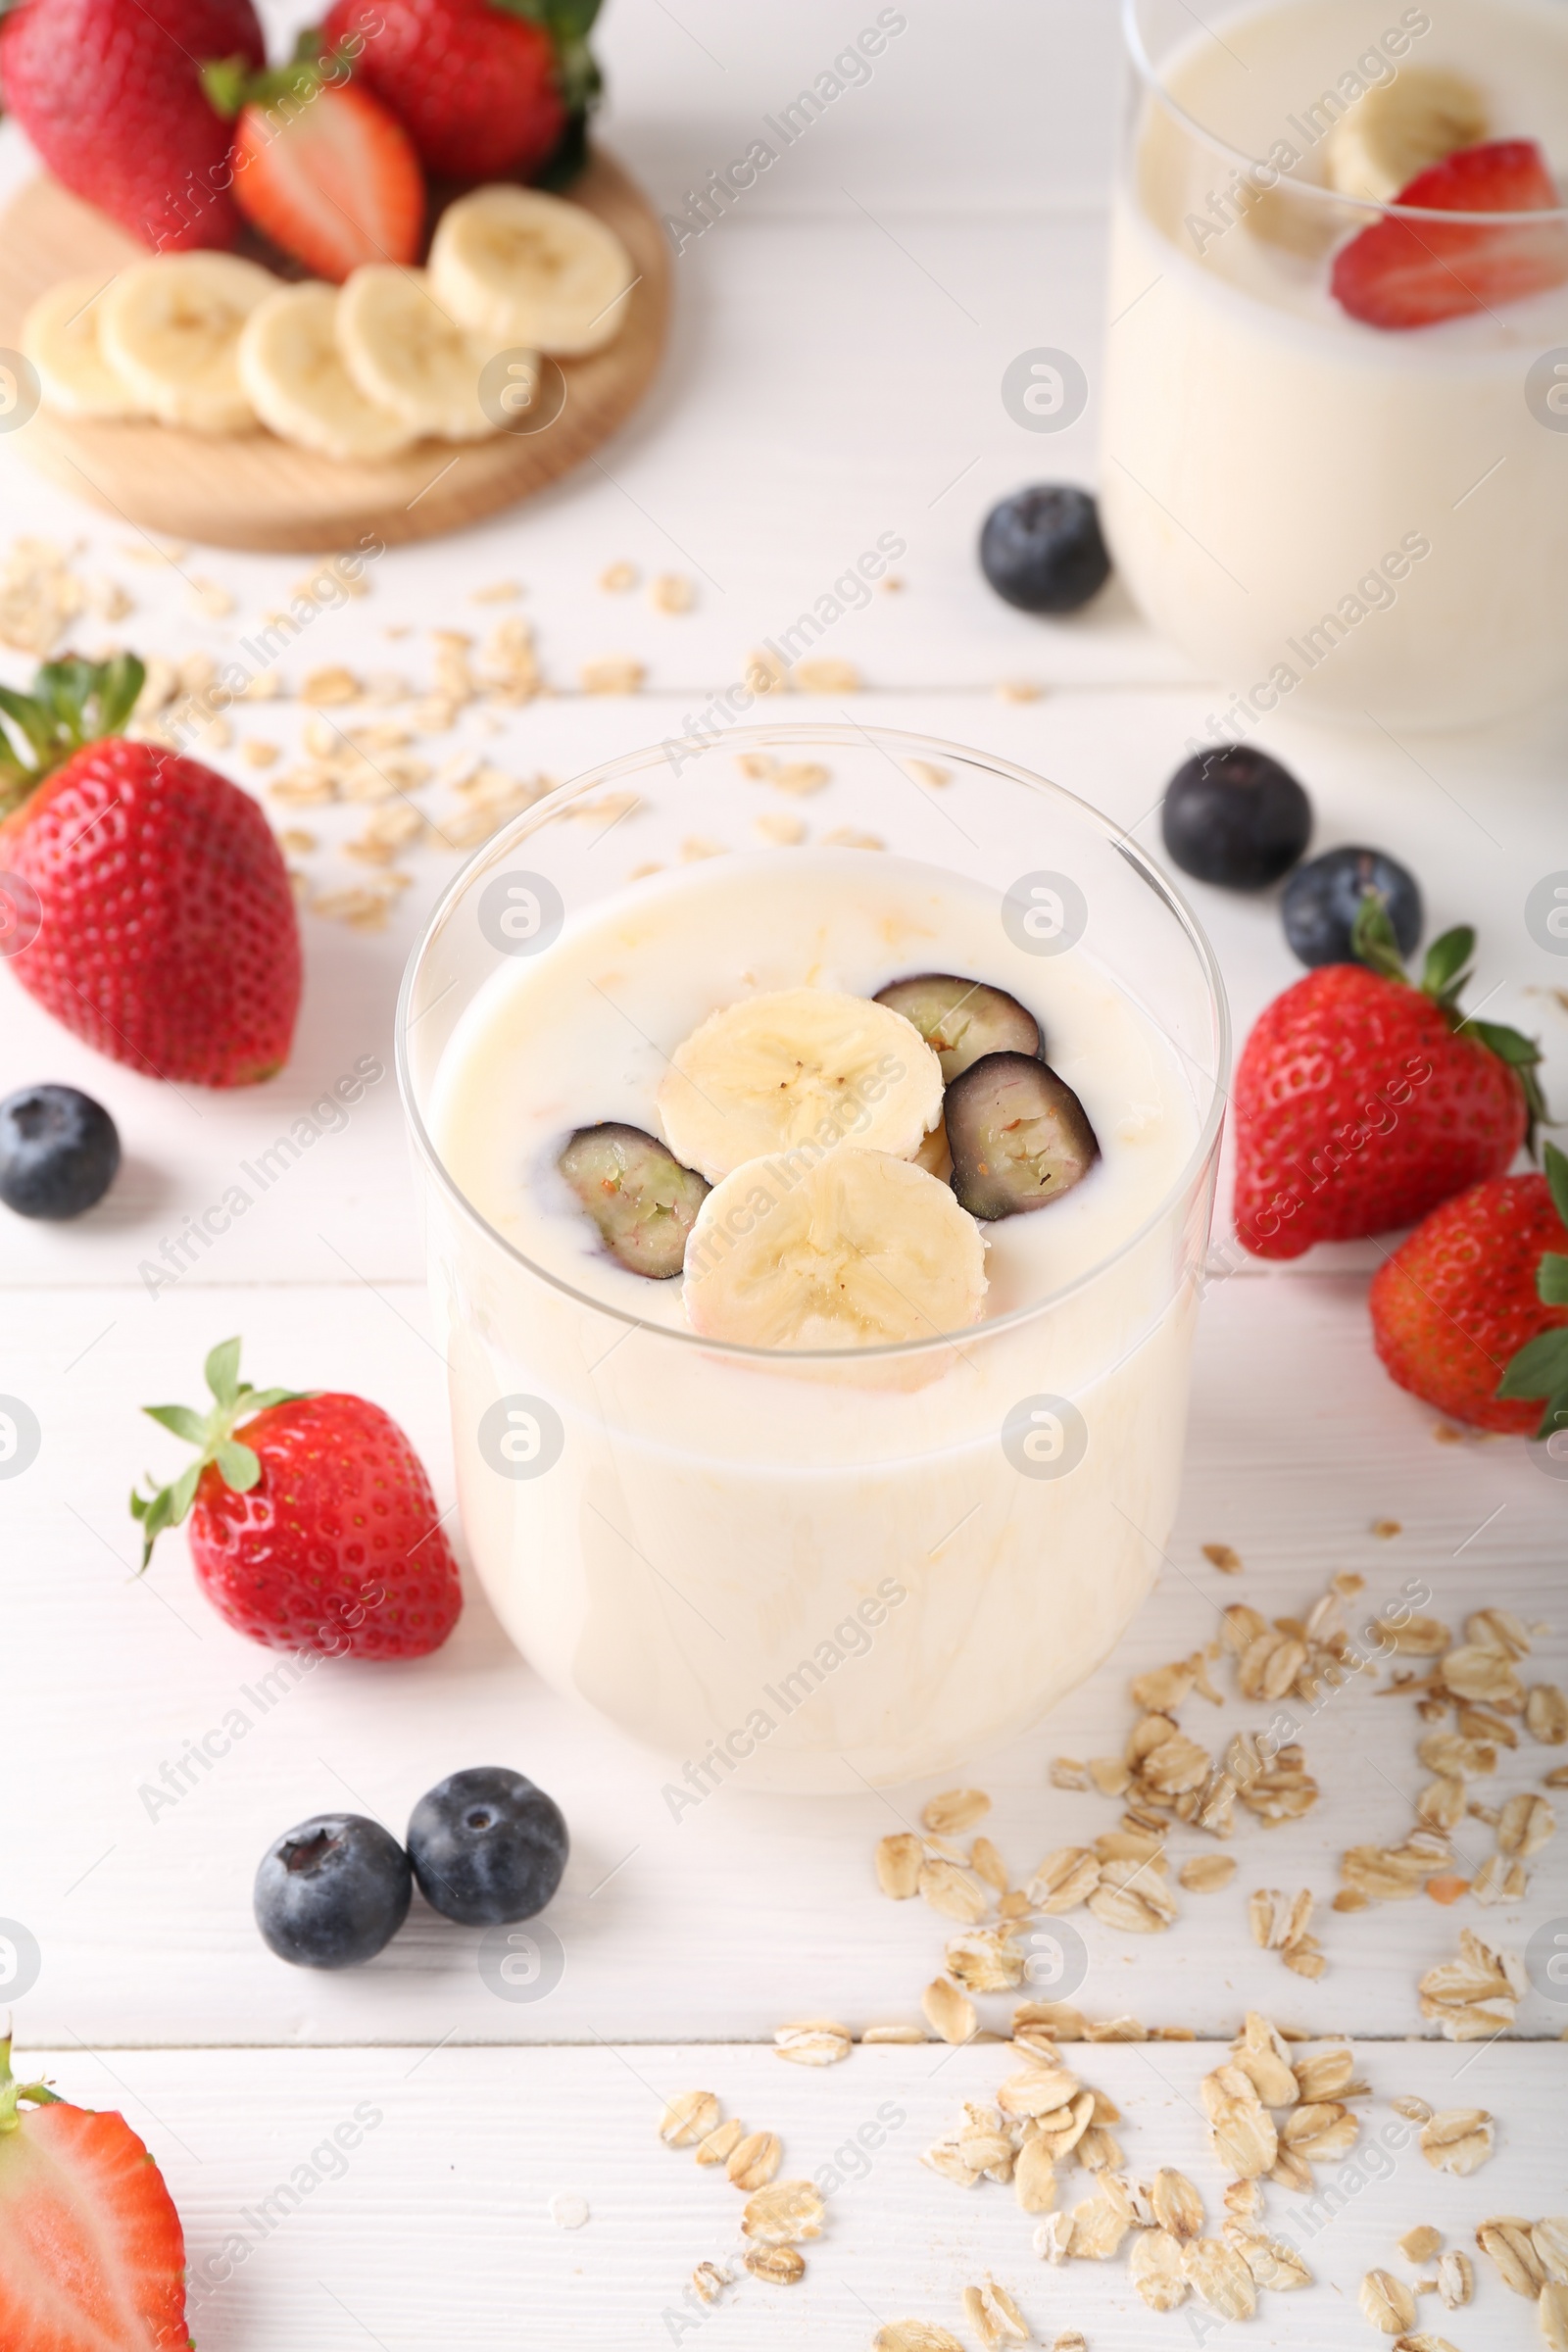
xmin=1331 ymin=138 xmax=1568 ymax=328
xmin=0 ymin=2033 xmax=193 ymax=2351
xmin=205 ymin=54 xmax=425 ymax=281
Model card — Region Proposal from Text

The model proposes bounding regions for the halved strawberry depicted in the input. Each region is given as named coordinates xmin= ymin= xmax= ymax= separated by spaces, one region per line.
xmin=1331 ymin=138 xmax=1568 ymax=328
xmin=0 ymin=2034 xmax=191 ymax=2351
xmin=206 ymin=57 xmax=424 ymax=281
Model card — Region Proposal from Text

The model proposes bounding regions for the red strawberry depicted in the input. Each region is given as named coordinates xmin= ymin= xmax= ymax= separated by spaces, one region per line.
xmin=133 ymin=1338 xmax=463 ymax=1659
xmin=1233 ymin=907 xmax=1543 ymax=1260
xmin=206 ymin=57 xmax=425 ymax=280
xmin=1370 ymin=1146 xmax=1568 ymax=1435
xmin=0 ymin=2032 xmax=192 ymax=2351
xmin=0 ymin=657 xmax=300 ymax=1088
xmin=0 ymin=0 xmax=264 ymax=252
xmin=321 ymin=0 xmax=572 ymax=182
xmin=1332 ymin=138 xmax=1568 ymax=329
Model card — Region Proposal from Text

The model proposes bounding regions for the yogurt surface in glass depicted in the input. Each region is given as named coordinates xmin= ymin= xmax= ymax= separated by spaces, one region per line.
xmin=1102 ymin=0 xmax=1568 ymax=730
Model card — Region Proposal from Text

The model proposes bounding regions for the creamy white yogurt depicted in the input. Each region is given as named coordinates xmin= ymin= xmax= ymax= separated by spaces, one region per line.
xmin=1102 ymin=0 xmax=1568 ymax=729
xmin=426 ymin=850 xmax=1210 ymax=1788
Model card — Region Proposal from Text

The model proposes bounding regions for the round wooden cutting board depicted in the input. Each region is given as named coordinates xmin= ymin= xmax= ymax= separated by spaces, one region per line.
xmin=0 ymin=152 xmax=670 ymax=553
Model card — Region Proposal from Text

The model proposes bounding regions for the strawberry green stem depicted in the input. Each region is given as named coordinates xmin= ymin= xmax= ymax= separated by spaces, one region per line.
xmin=0 ymin=2034 xmax=63 ymax=2134
xmin=0 ymin=655 xmax=146 ymax=818
xmin=1350 ymin=898 xmax=1548 ymax=1152
xmin=130 ymin=1338 xmax=311 ymax=1571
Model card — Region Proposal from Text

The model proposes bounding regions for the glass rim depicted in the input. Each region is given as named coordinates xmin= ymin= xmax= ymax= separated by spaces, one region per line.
xmin=395 ymin=722 xmax=1231 ymax=1365
xmin=1121 ymin=0 xmax=1568 ymax=227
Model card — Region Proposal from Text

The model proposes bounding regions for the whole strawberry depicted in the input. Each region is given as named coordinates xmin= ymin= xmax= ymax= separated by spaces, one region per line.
xmin=321 ymin=0 xmax=580 ymax=181
xmin=1370 ymin=1146 xmax=1568 ymax=1435
xmin=0 ymin=656 xmax=300 ymax=1088
xmin=1233 ymin=906 xmax=1544 ymax=1259
xmin=0 ymin=2031 xmax=191 ymax=2350
xmin=134 ymin=1339 xmax=463 ymax=1659
xmin=0 ymin=0 xmax=265 ymax=251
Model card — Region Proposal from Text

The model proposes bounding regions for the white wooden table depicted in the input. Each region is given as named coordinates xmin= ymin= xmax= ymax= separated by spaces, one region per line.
xmin=2 ymin=5 xmax=1567 ymax=2342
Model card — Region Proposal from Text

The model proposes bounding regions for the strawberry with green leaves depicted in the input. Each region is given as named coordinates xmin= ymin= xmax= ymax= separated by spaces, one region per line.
xmin=1233 ymin=901 xmax=1544 ymax=1259
xmin=0 ymin=2031 xmax=192 ymax=2350
xmin=0 ymin=654 xmax=301 ymax=1088
xmin=1371 ymin=1143 xmax=1568 ymax=1438
xmin=133 ymin=1339 xmax=463 ymax=1658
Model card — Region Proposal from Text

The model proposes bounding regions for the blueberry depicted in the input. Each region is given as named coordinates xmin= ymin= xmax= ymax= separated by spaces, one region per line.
xmin=873 ymin=974 xmax=1042 ymax=1083
xmin=1283 ymin=846 xmax=1423 ymax=968
xmin=979 ymin=485 xmax=1111 ymax=614
xmin=254 ymin=1813 xmax=413 ymax=1969
xmin=1160 ymin=746 xmax=1312 ymax=891
xmin=0 ymin=1085 xmax=120 ymax=1220
xmin=945 ymin=1052 xmax=1100 ymax=1220
xmin=558 ymin=1124 xmax=709 ymax=1280
xmin=408 ymin=1767 xmax=568 ymax=1928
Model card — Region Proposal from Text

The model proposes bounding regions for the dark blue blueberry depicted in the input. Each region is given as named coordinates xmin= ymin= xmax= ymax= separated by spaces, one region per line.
xmin=1160 ymin=745 xmax=1312 ymax=891
xmin=1283 ymin=846 xmax=1423 ymax=968
xmin=255 ymin=1813 xmax=412 ymax=1969
xmin=979 ymin=485 xmax=1111 ymax=614
xmin=0 ymin=1085 xmax=120 ymax=1219
xmin=408 ymin=1767 xmax=568 ymax=1927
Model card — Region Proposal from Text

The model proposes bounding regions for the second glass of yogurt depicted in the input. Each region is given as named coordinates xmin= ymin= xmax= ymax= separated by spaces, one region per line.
xmin=1102 ymin=0 xmax=1568 ymax=731
xmin=398 ymin=728 xmax=1227 ymax=1790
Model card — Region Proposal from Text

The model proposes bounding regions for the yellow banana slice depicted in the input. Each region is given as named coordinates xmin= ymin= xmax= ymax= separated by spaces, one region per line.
xmin=100 ymin=253 xmax=274 ymax=433
xmin=336 ymin=266 xmax=502 ymax=441
xmin=238 ymin=281 xmax=416 ymax=463
xmin=22 ymin=273 xmax=145 ymax=418
xmin=658 ymin=987 xmax=944 ymax=1184
xmin=683 ymin=1149 xmax=988 ymax=1349
xmin=429 ymin=185 xmax=634 ymax=356
xmin=1326 ymin=69 xmax=1489 ymax=205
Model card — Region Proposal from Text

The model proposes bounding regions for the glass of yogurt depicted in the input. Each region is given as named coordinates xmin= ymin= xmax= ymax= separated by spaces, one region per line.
xmin=398 ymin=728 xmax=1227 ymax=1790
xmin=1102 ymin=0 xmax=1568 ymax=731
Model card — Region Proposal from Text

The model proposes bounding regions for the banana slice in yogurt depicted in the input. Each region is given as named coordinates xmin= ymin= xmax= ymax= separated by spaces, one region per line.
xmin=658 ymin=987 xmax=944 ymax=1184
xmin=1326 ymin=69 xmax=1489 ymax=205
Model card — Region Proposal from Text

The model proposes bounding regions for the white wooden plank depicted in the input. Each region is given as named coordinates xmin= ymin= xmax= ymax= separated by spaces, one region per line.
xmin=4 ymin=1269 xmax=1564 ymax=2048
xmin=16 ymin=2041 xmax=1563 ymax=2347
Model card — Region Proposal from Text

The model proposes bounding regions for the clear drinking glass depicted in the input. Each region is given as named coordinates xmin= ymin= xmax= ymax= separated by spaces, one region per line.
xmin=398 ymin=727 xmax=1227 ymax=1791
xmin=1101 ymin=0 xmax=1568 ymax=730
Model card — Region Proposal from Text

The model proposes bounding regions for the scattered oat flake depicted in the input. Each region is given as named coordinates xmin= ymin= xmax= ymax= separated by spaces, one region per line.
xmin=774 ymin=2022 xmax=851 ymax=2066
xmin=873 ymin=2327 xmax=963 ymax=2352
xmin=906 ymin=759 xmax=950 ymax=787
xmin=996 ymin=678 xmax=1041 ymax=703
xmin=861 ymin=2023 xmax=925 ymax=2043
xmin=1477 ymin=2218 xmax=1544 ymax=2297
xmin=1202 ymin=1543 xmax=1243 ymax=1574
xmin=744 ymin=2243 xmax=805 ymax=2283
xmin=1179 ymin=1853 xmax=1237 ymax=1893
xmin=1436 ymin=2248 xmax=1474 ymax=2306
xmin=1372 ymin=1517 xmax=1402 ymax=1538
xmin=695 ymin=2116 xmax=743 ymax=2166
xmin=726 ymin=2130 xmax=780 ymax=2189
xmin=741 ymin=2180 xmax=823 ymax=2245
xmin=919 ymin=1856 xmax=989 ymax=1923
xmin=599 ymin=560 xmax=638 ymax=591
xmin=1183 ymin=2236 xmax=1256 ymax=2320
xmin=277 ymin=827 xmax=317 ymax=857
xmin=651 ymin=572 xmax=694 ymax=612
xmin=1360 ymin=2270 xmax=1417 ymax=2333
xmin=189 ymin=575 xmax=234 ymax=617
xmin=1536 ymin=2221 xmax=1568 ymax=2284
xmin=794 ymin=658 xmax=860 ymax=693
xmin=580 ymin=656 xmax=645 ymax=694
xmin=659 ymin=2090 xmax=718 ymax=2147
xmin=923 ymin=1788 xmax=991 ymax=1837
xmin=876 ymin=1832 xmax=923 ymax=1899
xmin=301 ymin=665 xmax=360 ymax=705
xmin=470 ymin=579 xmax=521 ymax=603
xmin=1420 ymin=2109 xmax=1494 ymax=2175
xmin=754 ymin=810 xmax=807 ymax=846
xmin=921 ymin=1978 xmax=977 ymax=2045
xmin=691 ymin=2260 xmax=727 ymax=2304
xmin=962 ymin=2277 xmax=1029 ymax=2347
xmin=1544 ymin=2281 xmax=1568 ymax=2350
xmin=771 ymin=760 xmax=832 ymax=796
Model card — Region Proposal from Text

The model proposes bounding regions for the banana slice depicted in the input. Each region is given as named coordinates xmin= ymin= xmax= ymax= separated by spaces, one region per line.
xmin=683 ymin=1149 xmax=988 ymax=1349
xmin=23 ymin=273 xmax=145 ymax=418
xmin=1326 ymin=69 xmax=1489 ymax=205
xmin=100 ymin=253 xmax=275 ymax=433
xmin=336 ymin=267 xmax=501 ymax=441
xmin=238 ymin=282 xmax=416 ymax=463
xmin=658 ymin=987 xmax=944 ymax=1184
xmin=429 ymin=185 xmax=635 ymax=356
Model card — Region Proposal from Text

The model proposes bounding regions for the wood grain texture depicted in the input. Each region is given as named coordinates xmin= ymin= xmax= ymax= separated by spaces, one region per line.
xmin=19 ymin=2042 xmax=1562 ymax=2347
xmin=0 ymin=155 xmax=670 ymax=552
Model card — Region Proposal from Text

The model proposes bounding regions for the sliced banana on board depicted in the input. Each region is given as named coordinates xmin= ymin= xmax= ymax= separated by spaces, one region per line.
xmin=658 ymin=987 xmax=945 ymax=1184
xmin=23 ymin=273 xmax=145 ymax=418
xmin=101 ymin=253 xmax=275 ymax=433
xmin=683 ymin=1149 xmax=988 ymax=1349
xmin=430 ymin=185 xmax=635 ymax=356
xmin=1326 ymin=68 xmax=1489 ymax=205
xmin=238 ymin=281 xmax=416 ymax=463
xmin=337 ymin=266 xmax=504 ymax=441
